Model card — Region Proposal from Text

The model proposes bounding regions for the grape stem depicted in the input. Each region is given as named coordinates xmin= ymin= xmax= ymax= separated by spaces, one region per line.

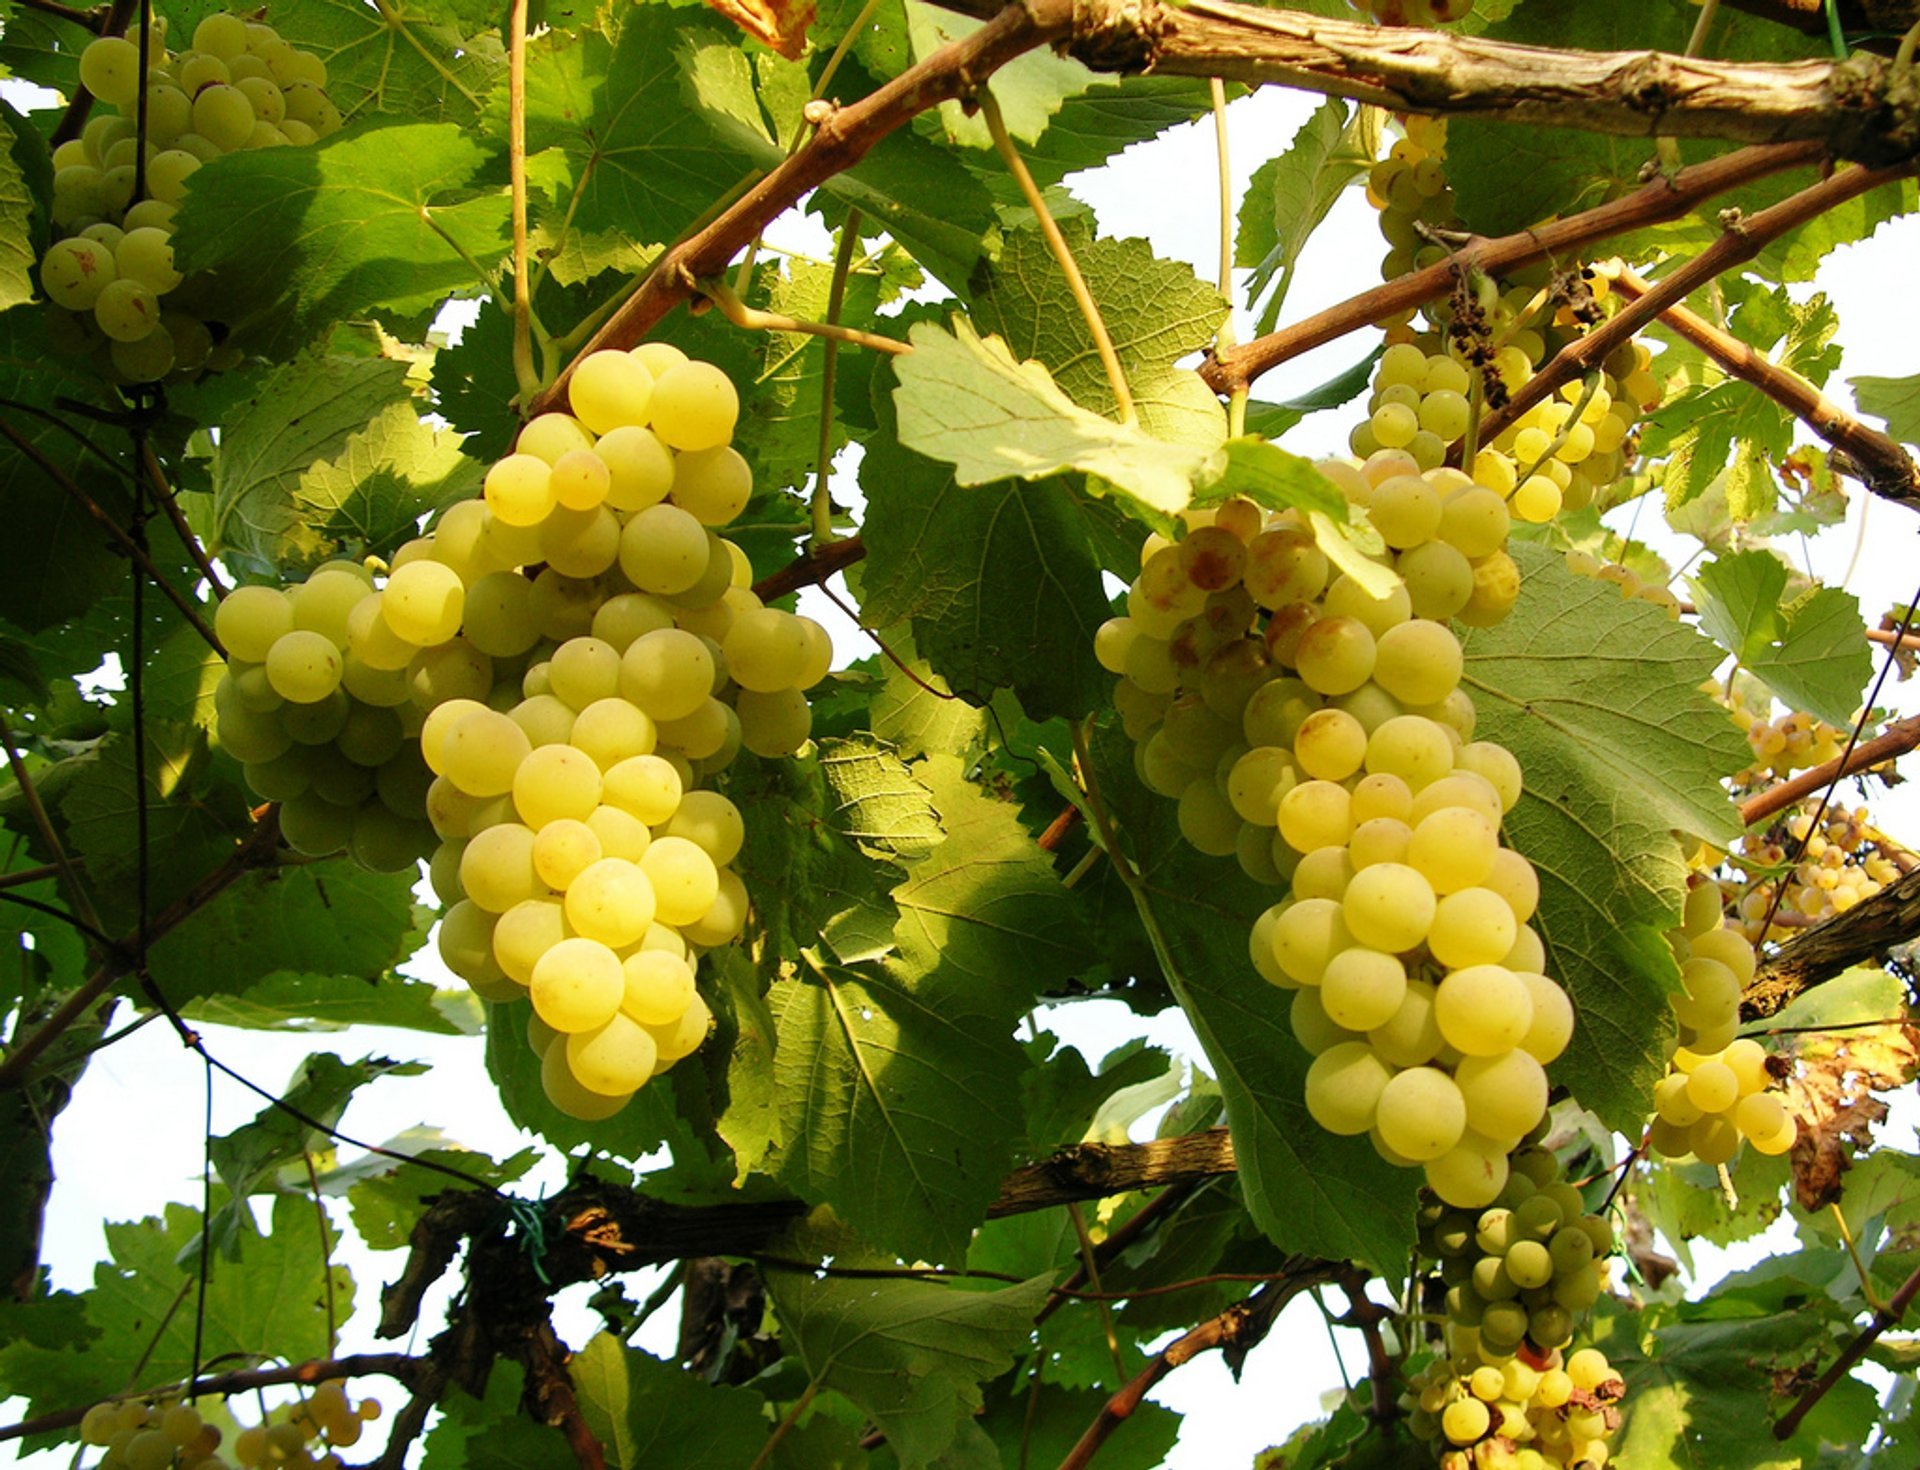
xmin=0 ymin=419 xmax=224 ymax=653
xmin=1606 ymin=264 xmax=1920 ymax=506
xmin=694 ymin=276 xmax=908 ymax=357
xmin=138 ymin=441 xmax=228 ymax=599
xmin=13 ymin=0 xmax=104 ymax=23
xmin=746 ymin=1380 xmax=821 ymax=1470
xmin=1774 ymin=1255 xmax=1920 ymax=1439
xmin=979 ymin=87 xmax=1138 ymax=427
xmin=1335 ymin=1267 xmax=1403 ymax=1427
xmin=508 ymin=0 xmax=540 ymax=407
xmin=0 ymin=707 xmax=106 ymax=945
xmin=1068 ymin=1200 xmax=1130 ymax=1381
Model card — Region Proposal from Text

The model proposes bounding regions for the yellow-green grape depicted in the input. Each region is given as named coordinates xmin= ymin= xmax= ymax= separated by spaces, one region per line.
xmin=1294 ymin=616 xmax=1377 ymax=696
xmin=1341 ymin=862 xmax=1436 ymax=953
xmin=113 ymin=227 xmax=181 ymax=293
xmin=1293 ymin=708 xmax=1368 ymax=782
xmin=620 ymin=628 xmax=714 ymax=721
xmin=439 ymin=899 xmax=502 ymax=983
xmin=540 ymin=504 xmax=621 ymax=578
xmin=265 ymin=629 xmax=344 ymax=702
xmin=1433 ymin=964 xmax=1534 ymax=1056
xmin=683 ymin=867 xmax=749 ymax=946
xmin=570 ymin=698 xmax=656 ymax=770
xmin=382 ymin=559 xmax=466 ymax=646
xmin=79 ymin=35 xmax=143 ymax=105
xmin=216 ymin=585 xmax=295 ymax=663
xmin=1376 ymin=1066 xmax=1467 ymax=1161
xmin=1428 ymin=888 xmax=1518 ymax=969
xmin=1407 ymin=806 xmax=1497 ymax=893
xmin=644 ymin=990 xmax=713 ymax=1064
xmin=1424 ymin=1131 xmax=1509 ymax=1209
xmin=542 ymin=1038 xmax=631 ymax=1118
xmin=663 ymin=790 xmax=745 ymax=866
xmin=602 ymin=753 xmax=683 ymax=825
xmin=639 ymin=835 xmax=719 ymax=926
xmin=439 ymin=708 xmax=532 ymax=798
xmin=1453 ymin=1048 xmax=1547 ymax=1143
xmin=566 ymin=1013 xmax=659 ymax=1094
xmin=548 ymin=448 xmax=612 ymax=513
xmin=1372 ymin=619 xmax=1463 ymax=706
xmin=530 ymin=936 xmax=625 ymax=1032
xmin=722 ymin=608 xmax=810 ymax=693
xmin=39 ymin=236 xmax=119 ymax=310
xmin=92 ymin=277 xmax=160 ymax=341
xmin=518 ymin=412 xmax=595 ymax=465
xmin=1318 ymin=947 xmax=1407 ymax=1030
xmin=512 ymin=694 xmax=577 ymax=749
xmin=485 ymin=453 xmax=557 ymax=527
xmin=568 ymin=349 xmax=655 ymax=434
xmin=493 ymin=897 xmax=569 ymax=983
xmin=462 ymin=571 xmax=540 ymax=658
xmin=672 ymin=445 xmax=752 ymax=526
xmin=547 ymin=635 xmax=623 ymax=709
xmin=559 ymin=857 xmax=655 ymax=953
xmin=736 ymin=686 xmax=812 ymax=757
xmin=595 ymin=426 xmax=676 ymax=513
xmin=618 ymin=503 xmax=711 ymax=595
xmin=1303 ymin=1040 xmax=1393 ymax=1135
xmin=620 ymin=948 xmax=696 ymax=1025
xmin=193 ymin=83 xmax=258 ymax=150
xmin=648 ymin=360 xmax=739 ymax=450
xmin=1265 ymin=897 xmax=1349 ymax=986
xmin=587 ymin=804 xmax=652 ymax=864
xmin=459 ymin=822 xmax=541 ymax=913
xmin=513 ymin=743 xmax=602 ymax=828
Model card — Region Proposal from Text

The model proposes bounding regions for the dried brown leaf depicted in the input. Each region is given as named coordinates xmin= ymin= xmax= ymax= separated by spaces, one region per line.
xmin=704 ymin=0 xmax=816 ymax=59
xmin=1786 ymin=1022 xmax=1920 ymax=1211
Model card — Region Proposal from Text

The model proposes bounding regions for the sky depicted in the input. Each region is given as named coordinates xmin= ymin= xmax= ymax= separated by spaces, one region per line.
xmin=8 ymin=64 xmax=1920 ymax=1470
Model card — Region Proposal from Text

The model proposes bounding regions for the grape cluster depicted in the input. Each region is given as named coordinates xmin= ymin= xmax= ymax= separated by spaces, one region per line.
xmin=1095 ymin=448 xmax=1573 ymax=1207
xmin=1419 ymin=1146 xmax=1613 ymax=1356
xmin=1406 ymin=1346 xmax=1625 ymax=1470
xmin=213 ymin=348 xmax=830 ymax=1117
xmin=39 ymin=13 xmax=342 ymax=382
xmin=1727 ymin=695 xmax=1852 ymax=783
xmin=1731 ymin=802 xmax=1907 ymax=935
xmin=73 ymin=1383 xmax=381 ymax=1470
xmin=1648 ymin=1036 xmax=1796 ymax=1163
xmin=1560 ymin=549 xmax=1682 ymax=619
xmin=1362 ymin=121 xmax=1661 ymax=522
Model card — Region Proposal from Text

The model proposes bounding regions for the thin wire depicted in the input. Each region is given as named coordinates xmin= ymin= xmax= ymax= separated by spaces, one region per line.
xmin=191 ymin=1053 xmax=212 ymax=1400
xmin=1753 ymin=568 xmax=1920 ymax=939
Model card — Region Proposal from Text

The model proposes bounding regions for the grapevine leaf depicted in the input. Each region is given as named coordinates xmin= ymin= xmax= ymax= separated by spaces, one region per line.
xmin=571 ymin=1334 xmax=773 ymax=1469
xmin=817 ymin=737 xmax=943 ymax=861
xmin=507 ymin=10 xmax=776 ymax=250
xmin=892 ymin=317 xmax=1217 ymax=519
xmin=1242 ymin=347 xmax=1383 ymax=440
xmin=866 ymin=628 xmax=991 ymax=762
xmin=0 ymin=1197 xmax=352 ymax=1421
xmin=1691 ymin=549 xmax=1869 ymax=726
xmin=292 ymin=400 xmax=487 ymax=562
xmin=206 ymin=351 xmax=414 ymax=570
xmin=1198 ymin=438 xmax=1346 ymax=519
xmin=1852 ymin=372 xmax=1920 ymax=445
xmin=206 ymin=1054 xmax=424 ymax=1255
xmin=1084 ymin=723 xmax=1420 ymax=1271
xmin=145 ymin=861 xmax=425 ymax=1008
xmin=905 ymin=2 xmax=1092 ymax=150
xmin=1761 ymin=967 xmax=1908 ymax=1033
xmin=967 ymin=220 xmax=1229 ymax=451
xmin=1237 ymin=99 xmax=1378 ymax=332
xmin=422 ymin=1362 xmax=574 ymax=1469
xmin=980 ymin=1380 xmax=1182 ymax=1469
xmin=170 ymin=122 xmax=511 ymax=360
xmin=1017 ymin=75 xmax=1216 ymax=186
xmin=1461 ymin=543 xmax=1747 ymax=1129
xmin=0 ymin=309 xmax=139 ymax=632
xmin=1602 ymin=1279 xmax=1876 ymax=1470
xmin=765 ymin=944 xmax=1027 ymax=1262
xmin=764 ymin=1270 xmax=1054 ymax=1470
xmin=341 ymin=1144 xmax=537 ymax=1250
xmin=0 ymin=1090 xmax=55 ymax=1329
xmin=0 ymin=105 xmax=38 ymax=315
xmin=263 ymin=0 xmax=502 ymax=123
xmin=178 ymin=967 xmax=466 ymax=1041
xmin=857 ymin=434 xmax=1111 ymax=720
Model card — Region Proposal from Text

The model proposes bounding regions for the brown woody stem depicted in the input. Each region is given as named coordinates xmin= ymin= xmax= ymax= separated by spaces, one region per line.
xmin=1738 ymin=715 xmax=1920 ymax=827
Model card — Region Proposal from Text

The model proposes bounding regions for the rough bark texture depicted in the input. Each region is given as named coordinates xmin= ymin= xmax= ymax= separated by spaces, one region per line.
xmin=1744 ymin=867 xmax=1920 ymax=1018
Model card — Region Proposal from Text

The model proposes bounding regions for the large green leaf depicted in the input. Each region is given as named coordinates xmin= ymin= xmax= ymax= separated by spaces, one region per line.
xmin=253 ymin=0 xmax=503 ymax=123
xmin=1461 ymin=543 xmax=1748 ymax=1128
xmin=571 ymin=1334 xmax=773 ymax=1469
xmin=1691 ymin=550 xmax=1869 ymax=726
xmin=1084 ymin=722 xmax=1419 ymax=1271
xmin=422 ymin=1361 xmax=574 ymax=1469
xmin=170 ymin=122 xmax=511 ymax=359
xmin=0 ymin=104 xmax=38 ymax=315
xmin=293 ymin=399 xmax=486 ymax=562
xmin=858 ymin=434 xmax=1112 ymax=721
xmin=1853 ymin=371 xmax=1920 ymax=446
xmin=1237 ymin=99 xmax=1378 ymax=333
xmin=0 ymin=1196 xmax=351 ymax=1420
xmin=765 ymin=1269 xmax=1054 ymax=1470
xmin=892 ymin=317 xmax=1217 ymax=520
xmin=182 ymin=969 xmax=474 ymax=1035
xmin=967 ymin=219 xmax=1229 ymax=451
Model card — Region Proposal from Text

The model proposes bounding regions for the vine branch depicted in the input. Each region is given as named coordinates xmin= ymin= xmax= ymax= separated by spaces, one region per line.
xmin=1470 ymin=159 xmax=1920 ymax=462
xmin=1607 ymin=264 xmax=1920 ymax=506
xmin=1774 ymin=1254 xmax=1920 ymax=1438
xmin=1738 ymin=714 xmax=1920 ymax=826
xmin=1742 ymin=863 xmax=1920 ymax=1017
xmin=934 ymin=0 xmax=1920 ymax=162
xmin=1205 ymin=140 xmax=1826 ymax=396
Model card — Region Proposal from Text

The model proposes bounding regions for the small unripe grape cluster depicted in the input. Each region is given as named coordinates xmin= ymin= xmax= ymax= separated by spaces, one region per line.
xmin=1419 ymin=1145 xmax=1613 ymax=1357
xmin=1731 ymin=801 xmax=1904 ymax=936
xmin=73 ymin=1383 xmax=380 ymax=1470
xmin=214 ymin=348 xmax=830 ymax=1118
xmin=1560 ymin=549 xmax=1682 ymax=619
xmin=1405 ymin=1344 xmax=1625 ymax=1470
xmin=1648 ymin=1036 xmax=1796 ymax=1164
xmin=40 ymin=13 xmax=342 ymax=382
xmin=1721 ymin=685 xmax=1854 ymax=785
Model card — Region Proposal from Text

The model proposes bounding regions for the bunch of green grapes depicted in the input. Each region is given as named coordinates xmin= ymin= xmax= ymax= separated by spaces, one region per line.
xmin=212 ymin=561 xmax=438 ymax=874
xmin=1404 ymin=1345 xmax=1626 ymax=1470
xmin=1360 ymin=120 xmax=1663 ymax=521
xmin=1725 ymin=695 xmax=1855 ymax=784
xmin=1095 ymin=448 xmax=1571 ymax=1208
xmin=38 ymin=12 xmax=342 ymax=382
xmin=1418 ymin=1145 xmax=1613 ymax=1358
xmin=1647 ymin=1036 xmax=1797 ymax=1163
xmin=72 ymin=1382 xmax=380 ymax=1470
xmin=212 ymin=348 xmax=831 ymax=1118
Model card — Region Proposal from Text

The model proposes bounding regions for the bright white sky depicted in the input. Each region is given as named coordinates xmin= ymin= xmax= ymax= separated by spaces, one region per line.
xmin=8 ymin=78 xmax=1920 ymax=1470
